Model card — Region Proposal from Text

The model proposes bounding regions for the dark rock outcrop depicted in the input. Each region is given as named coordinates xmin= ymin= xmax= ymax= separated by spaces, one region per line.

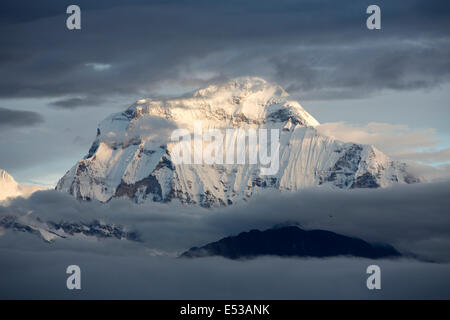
xmin=181 ymin=226 xmax=401 ymax=260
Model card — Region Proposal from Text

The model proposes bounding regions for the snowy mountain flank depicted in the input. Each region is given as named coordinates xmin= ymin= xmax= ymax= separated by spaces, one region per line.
xmin=0 ymin=215 xmax=139 ymax=243
xmin=56 ymin=77 xmax=420 ymax=207
xmin=0 ymin=169 xmax=45 ymax=202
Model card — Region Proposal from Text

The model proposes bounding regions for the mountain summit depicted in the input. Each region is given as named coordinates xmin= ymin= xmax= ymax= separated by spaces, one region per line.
xmin=0 ymin=169 xmax=20 ymax=201
xmin=56 ymin=77 xmax=420 ymax=207
xmin=0 ymin=169 xmax=45 ymax=201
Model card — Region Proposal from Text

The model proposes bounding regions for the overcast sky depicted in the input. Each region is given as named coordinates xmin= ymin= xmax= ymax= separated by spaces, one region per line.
xmin=0 ymin=0 xmax=449 ymax=185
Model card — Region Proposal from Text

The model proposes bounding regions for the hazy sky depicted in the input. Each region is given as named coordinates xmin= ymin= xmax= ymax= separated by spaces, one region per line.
xmin=0 ymin=0 xmax=449 ymax=185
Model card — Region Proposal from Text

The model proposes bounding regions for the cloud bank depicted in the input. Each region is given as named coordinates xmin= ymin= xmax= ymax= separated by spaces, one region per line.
xmin=1 ymin=180 xmax=450 ymax=299
xmin=0 ymin=107 xmax=44 ymax=130
xmin=1 ymin=180 xmax=450 ymax=262
xmin=316 ymin=122 xmax=450 ymax=167
xmin=0 ymin=0 xmax=449 ymax=103
xmin=1 ymin=251 xmax=450 ymax=299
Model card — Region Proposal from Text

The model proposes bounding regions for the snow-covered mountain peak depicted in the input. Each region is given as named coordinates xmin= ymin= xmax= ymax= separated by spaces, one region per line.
xmin=120 ymin=77 xmax=319 ymax=132
xmin=0 ymin=169 xmax=46 ymax=202
xmin=0 ymin=169 xmax=20 ymax=201
xmin=0 ymin=169 xmax=17 ymax=185
xmin=192 ymin=76 xmax=287 ymax=99
xmin=56 ymin=78 xmax=420 ymax=207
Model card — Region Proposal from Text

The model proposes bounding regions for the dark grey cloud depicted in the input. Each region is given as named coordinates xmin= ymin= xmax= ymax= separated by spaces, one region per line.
xmin=2 ymin=180 xmax=450 ymax=262
xmin=49 ymin=96 xmax=106 ymax=109
xmin=1 ymin=181 xmax=450 ymax=298
xmin=1 ymin=249 xmax=450 ymax=299
xmin=271 ymin=40 xmax=450 ymax=100
xmin=0 ymin=0 xmax=449 ymax=103
xmin=0 ymin=107 xmax=44 ymax=129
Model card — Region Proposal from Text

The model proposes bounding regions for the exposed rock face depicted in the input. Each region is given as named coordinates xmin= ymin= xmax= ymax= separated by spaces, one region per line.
xmin=0 ymin=215 xmax=139 ymax=243
xmin=181 ymin=226 xmax=401 ymax=259
xmin=56 ymin=77 xmax=420 ymax=207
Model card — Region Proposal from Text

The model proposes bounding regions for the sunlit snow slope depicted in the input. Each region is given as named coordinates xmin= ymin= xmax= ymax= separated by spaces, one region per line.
xmin=0 ymin=169 xmax=45 ymax=201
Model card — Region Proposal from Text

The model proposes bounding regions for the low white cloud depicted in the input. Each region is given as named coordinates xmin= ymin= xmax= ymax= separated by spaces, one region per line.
xmin=316 ymin=122 xmax=450 ymax=174
xmin=85 ymin=63 xmax=112 ymax=71
xmin=317 ymin=122 xmax=438 ymax=154
xmin=395 ymin=148 xmax=450 ymax=163
xmin=125 ymin=115 xmax=179 ymax=147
